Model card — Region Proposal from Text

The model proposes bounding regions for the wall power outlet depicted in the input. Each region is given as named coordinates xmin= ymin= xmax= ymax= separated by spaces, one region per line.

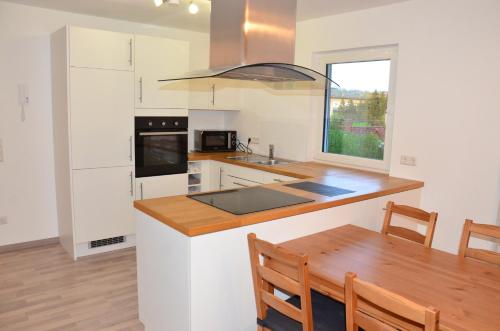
xmin=0 ymin=217 xmax=7 ymax=226
xmin=249 ymin=137 xmax=260 ymax=144
xmin=400 ymin=155 xmax=417 ymax=166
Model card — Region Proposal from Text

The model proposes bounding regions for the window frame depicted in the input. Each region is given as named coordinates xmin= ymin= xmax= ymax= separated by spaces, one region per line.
xmin=313 ymin=46 xmax=398 ymax=173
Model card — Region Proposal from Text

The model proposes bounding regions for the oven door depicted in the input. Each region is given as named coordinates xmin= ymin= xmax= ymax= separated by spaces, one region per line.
xmin=202 ymin=132 xmax=233 ymax=151
xmin=135 ymin=130 xmax=188 ymax=178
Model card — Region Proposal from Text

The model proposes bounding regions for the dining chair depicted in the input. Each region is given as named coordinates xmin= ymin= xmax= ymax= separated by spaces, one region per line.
xmin=381 ymin=201 xmax=438 ymax=248
xmin=458 ymin=219 xmax=500 ymax=265
xmin=247 ymin=233 xmax=346 ymax=331
xmin=345 ymin=272 xmax=440 ymax=331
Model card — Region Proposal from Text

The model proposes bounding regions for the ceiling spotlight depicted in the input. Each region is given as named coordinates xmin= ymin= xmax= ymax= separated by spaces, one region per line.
xmin=154 ymin=0 xmax=164 ymax=7
xmin=188 ymin=2 xmax=199 ymax=14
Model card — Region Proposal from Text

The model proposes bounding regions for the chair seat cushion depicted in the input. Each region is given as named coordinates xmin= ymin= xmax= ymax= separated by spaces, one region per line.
xmin=257 ymin=290 xmax=346 ymax=331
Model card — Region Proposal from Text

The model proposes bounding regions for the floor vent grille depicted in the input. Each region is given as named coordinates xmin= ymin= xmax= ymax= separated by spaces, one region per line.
xmin=89 ymin=236 xmax=125 ymax=249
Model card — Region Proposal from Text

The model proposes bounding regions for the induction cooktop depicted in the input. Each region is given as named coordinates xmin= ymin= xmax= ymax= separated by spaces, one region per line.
xmin=284 ymin=182 xmax=355 ymax=197
xmin=187 ymin=187 xmax=315 ymax=215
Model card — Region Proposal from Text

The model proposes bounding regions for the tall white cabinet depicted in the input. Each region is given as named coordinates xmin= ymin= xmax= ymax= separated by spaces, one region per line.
xmin=52 ymin=26 xmax=136 ymax=259
xmin=52 ymin=26 xmax=190 ymax=259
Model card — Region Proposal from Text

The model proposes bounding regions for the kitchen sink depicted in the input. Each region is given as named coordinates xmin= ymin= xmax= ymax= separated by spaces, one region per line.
xmin=255 ymin=159 xmax=289 ymax=166
xmin=226 ymin=155 xmax=293 ymax=166
xmin=225 ymin=156 xmax=251 ymax=161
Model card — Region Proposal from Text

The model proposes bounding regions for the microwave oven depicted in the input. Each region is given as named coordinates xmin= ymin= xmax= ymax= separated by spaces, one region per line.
xmin=194 ymin=130 xmax=237 ymax=152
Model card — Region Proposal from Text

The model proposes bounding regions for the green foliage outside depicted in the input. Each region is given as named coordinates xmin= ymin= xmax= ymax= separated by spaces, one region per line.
xmin=327 ymin=130 xmax=384 ymax=160
xmin=351 ymin=122 xmax=369 ymax=128
xmin=326 ymin=90 xmax=387 ymax=160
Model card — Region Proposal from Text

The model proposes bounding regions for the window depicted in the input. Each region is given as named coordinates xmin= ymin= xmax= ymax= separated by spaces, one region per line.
xmin=316 ymin=46 xmax=397 ymax=172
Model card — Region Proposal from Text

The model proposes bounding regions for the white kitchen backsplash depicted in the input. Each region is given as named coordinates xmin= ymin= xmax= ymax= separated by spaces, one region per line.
xmin=188 ymin=110 xmax=235 ymax=151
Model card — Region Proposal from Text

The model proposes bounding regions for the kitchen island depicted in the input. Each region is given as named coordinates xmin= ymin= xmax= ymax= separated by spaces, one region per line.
xmin=134 ymin=153 xmax=423 ymax=331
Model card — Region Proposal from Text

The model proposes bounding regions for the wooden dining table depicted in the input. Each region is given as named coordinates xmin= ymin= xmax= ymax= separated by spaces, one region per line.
xmin=275 ymin=224 xmax=500 ymax=331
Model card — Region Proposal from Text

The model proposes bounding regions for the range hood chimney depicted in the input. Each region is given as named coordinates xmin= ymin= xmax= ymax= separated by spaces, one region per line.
xmin=160 ymin=0 xmax=338 ymax=88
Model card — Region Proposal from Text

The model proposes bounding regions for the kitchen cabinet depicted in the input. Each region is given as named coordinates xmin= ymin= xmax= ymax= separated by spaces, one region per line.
xmin=69 ymin=26 xmax=134 ymax=71
xmin=70 ymin=67 xmax=134 ymax=169
xmin=206 ymin=161 xmax=298 ymax=191
xmin=220 ymin=163 xmax=265 ymax=189
xmin=72 ymin=167 xmax=135 ymax=244
xmin=135 ymin=174 xmax=188 ymax=200
xmin=262 ymin=172 xmax=298 ymax=184
xmin=52 ymin=26 xmax=138 ymax=259
xmin=135 ymin=35 xmax=189 ymax=109
xmin=222 ymin=174 xmax=262 ymax=190
xmin=189 ymin=79 xmax=242 ymax=111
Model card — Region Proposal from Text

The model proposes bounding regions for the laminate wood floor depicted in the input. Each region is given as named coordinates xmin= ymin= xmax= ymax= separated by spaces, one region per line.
xmin=0 ymin=244 xmax=144 ymax=331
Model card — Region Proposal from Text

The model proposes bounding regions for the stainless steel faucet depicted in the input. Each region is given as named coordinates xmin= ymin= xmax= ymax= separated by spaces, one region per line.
xmin=269 ymin=144 xmax=274 ymax=159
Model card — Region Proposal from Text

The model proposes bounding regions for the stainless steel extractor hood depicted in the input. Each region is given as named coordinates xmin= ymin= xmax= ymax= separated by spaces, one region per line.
xmin=159 ymin=0 xmax=338 ymax=88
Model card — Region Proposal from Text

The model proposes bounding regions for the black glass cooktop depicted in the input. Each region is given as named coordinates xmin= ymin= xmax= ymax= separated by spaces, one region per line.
xmin=284 ymin=182 xmax=355 ymax=197
xmin=188 ymin=187 xmax=315 ymax=215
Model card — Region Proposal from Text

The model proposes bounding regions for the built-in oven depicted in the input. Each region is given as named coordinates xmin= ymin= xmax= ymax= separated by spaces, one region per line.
xmin=135 ymin=117 xmax=188 ymax=178
xmin=194 ymin=130 xmax=237 ymax=152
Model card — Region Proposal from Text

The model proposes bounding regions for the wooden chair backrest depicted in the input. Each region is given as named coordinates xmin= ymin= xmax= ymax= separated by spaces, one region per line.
xmin=458 ymin=219 xmax=500 ymax=265
xmin=345 ymin=272 xmax=440 ymax=331
xmin=381 ymin=201 xmax=438 ymax=248
xmin=247 ymin=233 xmax=313 ymax=331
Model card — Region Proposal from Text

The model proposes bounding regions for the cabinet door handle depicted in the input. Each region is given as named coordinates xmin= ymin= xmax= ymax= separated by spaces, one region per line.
xmin=129 ymin=136 xmax=133 ymax=161
xmin=139 ymin=77 xmax=143 ymax=103
xmin=128 ymin=38 xmax=133 ymax=66
xmin=219 ymin=167 xmax=223 ymax=190
xmin=129 ymin=171 xmax=134 ymax=196
xmin=140 ymin=183 xmax=144 ymax=200
xmin=233 ymin=181 xmax=250 ymax=188
xmin=273 ymin=179 xmax=284 ymax=183
xmin=211 ymin=84 xmax=215 ymax=106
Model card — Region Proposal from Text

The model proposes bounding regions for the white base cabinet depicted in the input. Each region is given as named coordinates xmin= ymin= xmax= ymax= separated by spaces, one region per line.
xmin=201 ymin=161 xmax=299 ymax=192
xmin=73 ymin=167 xmax=135 ymax=243
xmin=135 ymin=174 xmax=188 ymax=200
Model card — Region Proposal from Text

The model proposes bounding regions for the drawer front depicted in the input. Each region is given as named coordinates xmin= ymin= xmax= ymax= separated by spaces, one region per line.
xmin=222 ymin=163 xmax=265 ymax=184
xmin=262 ymin=172 xmax=298 ymax=184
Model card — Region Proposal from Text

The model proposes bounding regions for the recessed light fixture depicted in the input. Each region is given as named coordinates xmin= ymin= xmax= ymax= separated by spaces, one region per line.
xmin=188 ymin=2 xmax=199 ymax=14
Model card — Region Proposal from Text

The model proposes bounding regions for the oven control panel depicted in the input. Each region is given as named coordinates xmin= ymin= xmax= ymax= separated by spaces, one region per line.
xmin=135 ymin=116 xmax=188 ymax=130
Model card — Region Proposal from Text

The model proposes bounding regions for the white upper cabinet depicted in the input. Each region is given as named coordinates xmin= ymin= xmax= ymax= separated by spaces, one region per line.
xmin=135 ymin=35 xmax=189 ymax=109
xmin=69 ymin=26 xmax=134 ymax=71
xmin=70 ymin=68 xmax=134 ymax=169
xmin=189 ymin=78 xmax=242 ymax=111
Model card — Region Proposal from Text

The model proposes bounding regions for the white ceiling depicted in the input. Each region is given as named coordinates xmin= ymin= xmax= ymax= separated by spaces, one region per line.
xmin=3 ymin=0 xmax=410 ymax=32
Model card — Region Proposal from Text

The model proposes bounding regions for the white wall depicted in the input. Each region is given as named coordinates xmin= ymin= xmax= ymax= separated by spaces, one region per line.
xmin=0 ymin=1 xmax=209 ymax=246
xmin=233 ymin=0 xmax=500 ymax=253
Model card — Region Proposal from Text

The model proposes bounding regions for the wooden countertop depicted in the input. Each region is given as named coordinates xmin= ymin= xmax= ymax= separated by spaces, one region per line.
xmin=134 ymin=152 xmax=424 ymax=237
